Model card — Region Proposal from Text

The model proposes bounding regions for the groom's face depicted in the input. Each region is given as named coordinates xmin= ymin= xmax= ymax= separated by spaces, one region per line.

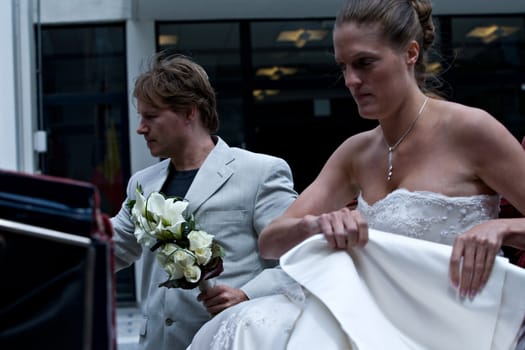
xmin=136 ymin=99 xmax=190 ymax=158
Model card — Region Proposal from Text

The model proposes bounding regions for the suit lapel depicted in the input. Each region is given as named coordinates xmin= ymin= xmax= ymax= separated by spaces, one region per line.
xmin=185 ymin=138 xmax=234 ymax=214
xmin=142 ymin=160 xmax=170 ymax=195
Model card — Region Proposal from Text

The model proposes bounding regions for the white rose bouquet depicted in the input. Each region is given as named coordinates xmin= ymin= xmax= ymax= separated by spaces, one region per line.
xmin=126 ymin=184 xmax=224 ymax=289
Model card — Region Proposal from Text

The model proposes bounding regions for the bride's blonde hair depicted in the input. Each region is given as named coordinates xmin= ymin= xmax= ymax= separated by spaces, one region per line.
xmin=335 ymin=0 xmax=438 ymax=94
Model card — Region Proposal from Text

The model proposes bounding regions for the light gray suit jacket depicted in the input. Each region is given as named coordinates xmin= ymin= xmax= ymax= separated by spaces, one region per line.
xmin=112 ymin=137 xmax=297 ymax=349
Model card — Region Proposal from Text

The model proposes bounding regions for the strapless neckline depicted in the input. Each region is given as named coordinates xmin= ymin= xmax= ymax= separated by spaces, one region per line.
xmin=359 ymin=188 xmax=500 ymax=209
xmin=356 ymin=188 xmax=501 ymax=245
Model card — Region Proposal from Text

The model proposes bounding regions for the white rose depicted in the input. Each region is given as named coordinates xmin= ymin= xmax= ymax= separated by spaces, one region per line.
xmin=163 ymin=261 xmax=184 ymax=280
xmin=194 ymin=247 xmax=212 ymax=265
xmin=155 ymin=244 xmax=185 ymax=280
xmin=183 ymin=264 xmax=201 ymax=283
xmin=156 ymin=243 xmax=178 ymax=265
xmin=174 ymin=249 xmax=196 ymax=267
xmin=188 ymin=230 xmax=214 ymax=251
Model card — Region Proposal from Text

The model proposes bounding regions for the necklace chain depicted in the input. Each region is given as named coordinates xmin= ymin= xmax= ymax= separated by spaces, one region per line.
xmin=384 ymin=96 xmax=429 ymax=181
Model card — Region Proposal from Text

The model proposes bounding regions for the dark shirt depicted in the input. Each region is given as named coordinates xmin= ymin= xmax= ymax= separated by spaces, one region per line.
xmin=160 ymin=164 xmax=198 ymax=198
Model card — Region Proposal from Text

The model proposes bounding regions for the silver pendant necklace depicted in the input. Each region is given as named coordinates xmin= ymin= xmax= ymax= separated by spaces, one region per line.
xmin=384 ymin=96 xmax=429 ymax=181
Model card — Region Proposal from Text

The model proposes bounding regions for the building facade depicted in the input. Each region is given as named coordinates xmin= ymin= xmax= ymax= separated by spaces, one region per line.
xmin=2 ymin=0 xmax=525 ymax=304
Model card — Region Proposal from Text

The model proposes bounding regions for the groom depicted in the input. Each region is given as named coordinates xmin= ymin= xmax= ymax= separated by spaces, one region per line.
xmin=111 ymin=53 xmax=297 ymax=349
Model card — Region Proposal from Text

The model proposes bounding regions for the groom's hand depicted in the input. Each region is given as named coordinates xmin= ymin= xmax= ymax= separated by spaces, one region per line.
xmin=197 ymin=284 xmax=248 ymax=315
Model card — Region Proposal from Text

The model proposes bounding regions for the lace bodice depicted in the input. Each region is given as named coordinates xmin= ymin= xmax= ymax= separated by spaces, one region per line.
xmin=357 ymin=189 xmax=501 ymax=246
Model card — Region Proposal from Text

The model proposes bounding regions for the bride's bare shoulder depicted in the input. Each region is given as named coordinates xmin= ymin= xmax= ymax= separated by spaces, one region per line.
xmin=336 ymin=128 xmax=380 ymax=154
xmin=437 ymin=99 xmax=507 ymax=136
xmin=434 ymin=99 xmax=494 ymax=127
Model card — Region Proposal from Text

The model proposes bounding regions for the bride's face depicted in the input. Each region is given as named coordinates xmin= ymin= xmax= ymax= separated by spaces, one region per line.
xmin=333 ymin=22 xmax=414 ymax=120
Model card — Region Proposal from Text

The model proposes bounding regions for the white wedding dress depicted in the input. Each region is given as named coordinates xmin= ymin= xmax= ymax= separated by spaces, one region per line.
xmin=188 ymin=189 xmax=525 ymax=350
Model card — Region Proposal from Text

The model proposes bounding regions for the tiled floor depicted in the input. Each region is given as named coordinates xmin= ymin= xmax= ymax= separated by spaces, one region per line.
xmin=116 ymin=306 xmax=142 ymax=350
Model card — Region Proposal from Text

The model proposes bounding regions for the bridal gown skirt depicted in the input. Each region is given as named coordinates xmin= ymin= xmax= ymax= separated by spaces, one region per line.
xmin=189 ymin=230 xmax=525 ymax=350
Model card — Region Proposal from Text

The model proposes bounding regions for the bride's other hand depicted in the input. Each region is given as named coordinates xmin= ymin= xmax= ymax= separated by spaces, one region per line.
xmin=449 ymin=220 xmax=505 ymax=299
xmin=315 ymin=207 xmax=368 ymax=250
xmin=197 ymin=284 xmax=249 ymax=315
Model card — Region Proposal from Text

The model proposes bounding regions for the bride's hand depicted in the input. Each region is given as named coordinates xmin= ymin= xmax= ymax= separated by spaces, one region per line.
xmin=449 ymin=220 xmax=505 ymax=299
xmin=314 ymin=207 xmax=369 ymax=250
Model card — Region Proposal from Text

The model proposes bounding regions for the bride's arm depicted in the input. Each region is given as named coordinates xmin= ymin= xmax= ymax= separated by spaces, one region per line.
xmin=501 ymin=219 xmax=525 ymax=250
xmin=259 ymin=139 xmax=365 ymax=259
xmin=258 ymin=211 xmax=322 ymax=260
xmin=469 ymin=117 xmax=525 ymax=252
xmin=259 ymin=206 xmax=368 ymax=259
xmin=449 ymin=110 xmax=525 ymax=298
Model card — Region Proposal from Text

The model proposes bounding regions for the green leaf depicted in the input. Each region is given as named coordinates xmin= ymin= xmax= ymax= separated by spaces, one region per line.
xmin=125 ymin=199 xmax=136 ymax=214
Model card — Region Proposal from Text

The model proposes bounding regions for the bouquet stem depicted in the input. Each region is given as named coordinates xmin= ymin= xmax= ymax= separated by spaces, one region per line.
xmin=198 ymin=278 xmax=216 ymax=292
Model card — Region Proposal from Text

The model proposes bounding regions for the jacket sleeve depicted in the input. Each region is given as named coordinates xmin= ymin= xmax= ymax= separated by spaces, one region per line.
xmin=240 ymin=266 xmax=305 ymax=301
xmin=111 ymin=176 xmax=143 ymax=271
xmin=241 ymin=156 xmax=299 ymax=299
xmin=251 ymin=156 xmax=297 ymax=234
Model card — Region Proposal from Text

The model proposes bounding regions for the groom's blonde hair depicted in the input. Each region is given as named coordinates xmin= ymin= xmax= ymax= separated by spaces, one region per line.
xmin=133 ymin=52 xmax=219 ymax=133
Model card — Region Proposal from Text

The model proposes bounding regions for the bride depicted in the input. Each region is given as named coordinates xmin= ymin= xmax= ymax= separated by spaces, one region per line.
xmin=189 ymin=0 xmax=525 ymax=348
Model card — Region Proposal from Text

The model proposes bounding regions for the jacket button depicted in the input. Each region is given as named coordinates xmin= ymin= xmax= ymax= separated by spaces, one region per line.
xmin=165 ymin=318 xmax=174 ymax=326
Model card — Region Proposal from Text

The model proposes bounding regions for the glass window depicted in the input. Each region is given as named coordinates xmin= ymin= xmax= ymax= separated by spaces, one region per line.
xmin=252 ymin=88 xmax=375 ymax=192
xmin=42 ymin=26 xmax=127 ymax=93
xmin=40 ymin=24 xmax=133 ymax=303
xmin=251 ymin=20 xmax=337 ymax=83
xmin=249 ymin=20 xmax=361 ymax=190
xmin=157 ymin=22 xmax=246 ymax=147
xmin=157 ymin=22 xmax=241 ymax=83
xmin=446 ymin=16 xmax=525 ymax=139
xmin=451 ymin=16 xmax=524 ymax=70
xmin=41 ymin=24 xmax=129 ymax=215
